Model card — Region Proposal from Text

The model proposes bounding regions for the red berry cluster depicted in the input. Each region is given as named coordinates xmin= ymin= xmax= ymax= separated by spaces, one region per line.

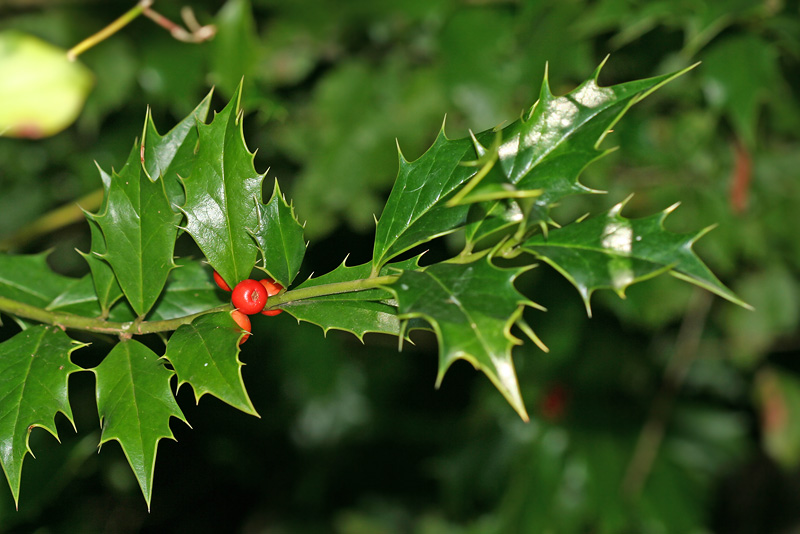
xmin=214 ymin=271 xmax=284 ymax=345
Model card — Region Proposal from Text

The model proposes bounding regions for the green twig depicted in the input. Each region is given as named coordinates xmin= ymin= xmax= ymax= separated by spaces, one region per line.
xmin=66 ymin=1 xmax=215 ymax=61
xmin=67 ymin=1 xmax=152 ymax=61
xmin=0 ymin=275 xmax=399 ymax=336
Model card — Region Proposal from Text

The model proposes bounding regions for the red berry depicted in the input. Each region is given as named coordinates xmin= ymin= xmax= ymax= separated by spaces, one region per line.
xmin=259 ymin=278 xmax=284 ymax=316
xmin=231 ymin=279 xmax=268 ymax=315
xmin=259 ymin=278 xmax=283 ymax=296
xmin=230 ymin=310 xmax=251 ymax=345
xmin=213 ymin=270 xmax=231 ymax=292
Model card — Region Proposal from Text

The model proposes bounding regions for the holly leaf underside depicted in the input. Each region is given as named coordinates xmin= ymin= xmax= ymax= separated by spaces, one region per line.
xmin=164 ymin=312 xmax=257 ymax=415
xmin=522 ymin=200 xmax=751 ymax=314
xmin=93 ymin=340 xmax=186 ymax=509
xmin=390 ymin=260 xmax=534 ymax=420
xmin=372 ymin=62 xmax=693 ymax=269
xmin=0 ymin=326 xmax=83 ymax=506
xmin=249 ymin=180 xmax=306 ymax=287
xmin=180 ymin=84 xmax=264 ymax=290
xmin=284 ymin=300 xmax=403 ymax=341
xmin=285 ymin=257 xmax=426 ymax=340
xmin=90 ymin=144 xmax=180 ymax=317
xmin=464 ymin=200 xmax=524 ymax=248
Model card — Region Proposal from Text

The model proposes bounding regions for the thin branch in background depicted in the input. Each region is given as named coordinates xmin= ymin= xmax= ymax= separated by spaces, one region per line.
xmin=621 ymin=289 xmax=714 ymax=498
xmin=0 ymin=188 xmax=103 ymax=252
xmin=67 ymin=0 xmax=214 ymax=61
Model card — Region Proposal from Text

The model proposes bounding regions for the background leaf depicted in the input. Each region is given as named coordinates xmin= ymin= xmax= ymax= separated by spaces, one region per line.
xmin=144 ymin=259 xmax=224 ymax=322
xmin=164 ymin=312 xmax=257 ymax=416
xmin=93 ymin=340 xmax=186 ymax=509
xmin=0 ymin=326 xmax=84 ymax=506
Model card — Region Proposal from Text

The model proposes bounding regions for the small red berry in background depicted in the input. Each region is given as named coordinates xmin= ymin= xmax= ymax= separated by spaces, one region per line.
xmin=213 ymin=270 xmax=231 ymax=292
xmin=231 ymin=279 xmax=268 ymax=315
xmin=259 ymin=278 xmax=284 ymax=316
xmin=230 ymin=310 xmax=251 ymax=345
xmin=540 ymin=383 xmax=569 ymax=421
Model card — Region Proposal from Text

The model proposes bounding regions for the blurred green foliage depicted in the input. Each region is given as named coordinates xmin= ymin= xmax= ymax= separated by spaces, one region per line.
xmin=0 ymin=0 xmax=799 ymax=532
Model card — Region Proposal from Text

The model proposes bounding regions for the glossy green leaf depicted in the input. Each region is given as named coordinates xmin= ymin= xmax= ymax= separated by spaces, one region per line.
xmin=522 ymin=198 xmax=751 ymax=315
xmin=0 ymin=326 xmax=84 ymax=507
xmin=499 ymin=62 xmax=670 ymax=185
xmin=163 ymin=312 xmax=257 ymax=415
xmin=389 ymin=259 xmax=535 ymax=420
xmin=145 ymin=259 xmax=223 ymax=322
xmin=141 ymin=91 xmax=213 ymax=208
xmin=80 ymin=165 xmax=123 ymax=316
xmin=496 ymin=61 xmax=695 ymax=227
xmin=179 ymin=84 xmax=265 ymax=289
xmin=89 ymin=144 xmax=181 ymax=317
xmin=372 ymin=61 xmax=694 ymax=269
xmin=249 ymin=180 xmax=307 ymax=287
xmin=93 ymin=340 xmax=186 ymax=509
xmin=446 ymin=132 xmax=540 ymax=207
xmin=372 ymin=127 xmax=476 ymax=270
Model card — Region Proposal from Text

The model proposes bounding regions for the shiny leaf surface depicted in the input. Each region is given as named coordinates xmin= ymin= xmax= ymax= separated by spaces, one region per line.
xmin=522 ymin=199 xmax=750 ymax=314
xmin=93 ymin=340 xmax=186 ymax=509
xmin=0 ymin=326 xmax=84 ymax=506
xmin=249 ymin=180 xmax=306 ymax=287
xmin=179 ymin=84 xmax=264 ymax=289
xmin=0 ymin=252 xmax=80 ymax=309
xmin=89 ymin=145 xmax=180 ymax=317
xmin=389 ymin=259 xmax=535 ymax=420
xmin=164 ymin=312 xmax=257 ymax=415
xmin=142 ymin=91 xmax=213 ymax=208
